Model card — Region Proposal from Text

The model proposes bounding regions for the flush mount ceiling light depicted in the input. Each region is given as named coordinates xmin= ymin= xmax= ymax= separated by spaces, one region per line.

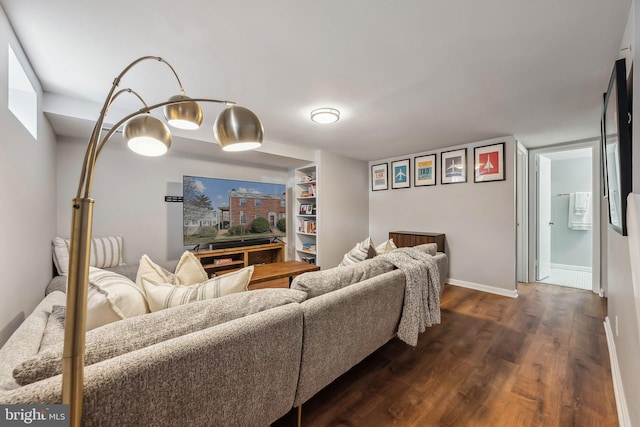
xmin=310 ymin=107 xmax=340 ymax=124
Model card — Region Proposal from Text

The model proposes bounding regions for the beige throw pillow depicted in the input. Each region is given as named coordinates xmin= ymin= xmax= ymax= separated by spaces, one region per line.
xmin=136 ymin=254 xmax=173 ymax=289
xmin=375 ymin=238 xmax=397 ymax=255
xmin=86 ymin=267 xmax=149 ymax=330
xmin=339 ymin=237 xmax=376 ymax=267
xmin=173 ymin=251 xmax=209 ymax=285
xmin=143 ymin=266 xmax=254 ymax=312
xmin=136 ymin=252 xmax=208 ymax=289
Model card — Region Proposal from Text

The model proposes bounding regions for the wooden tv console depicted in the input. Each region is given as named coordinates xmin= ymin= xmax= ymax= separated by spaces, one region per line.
xmin=193 ymin=242 xmax=285 ymax=277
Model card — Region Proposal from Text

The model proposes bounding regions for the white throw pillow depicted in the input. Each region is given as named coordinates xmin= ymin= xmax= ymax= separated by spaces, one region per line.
xmin=136 ymin=254 xmax=174 ymax=289
xmin=142 ymin=266 xmax=254 ymax=312
xmin=375 ymin=238 xmax=397 ymax=255
xmin=136 ymin=251 xmax=208 ymax=289
xmin=86 ymin=267 xmax=149 ymax=330
xmin=52 ymin=236 xmax=124 ymax=276
xmin=173 ymin=251 xmax=209 ymax=285
xmin=339 ymin=237 xmax=376 ymax=267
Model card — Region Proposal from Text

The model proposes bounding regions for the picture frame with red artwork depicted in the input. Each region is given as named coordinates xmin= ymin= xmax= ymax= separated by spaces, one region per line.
xmin=474 ymin=142 xmax=505 ymax=183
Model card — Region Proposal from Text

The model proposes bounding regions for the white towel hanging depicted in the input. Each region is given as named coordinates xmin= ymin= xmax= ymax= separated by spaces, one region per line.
xmin=568 ymin=192 xmax=592 ymax=230
xmin=574 ymin=192 xmax=590 ymax=215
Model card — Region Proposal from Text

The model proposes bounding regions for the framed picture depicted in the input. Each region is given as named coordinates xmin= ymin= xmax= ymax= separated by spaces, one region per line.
xmin=414 ymin=154 xmax=436 ymax=187
xmin=371 ymin=163 xmax=389 ymax=191
xmin=474 ymin=142 xmax=505 ymax=183
xmin=391 ymin=159 xmax=411 ymax=189
xmin=441 ymin=148 xmax=466 ymax=184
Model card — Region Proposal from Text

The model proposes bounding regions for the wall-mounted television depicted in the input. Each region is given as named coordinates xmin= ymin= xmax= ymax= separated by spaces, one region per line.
xmin=183 ymin=175 xmax=286 ymax=249
xmin=602 ymin=58 xmax=632 ymax=236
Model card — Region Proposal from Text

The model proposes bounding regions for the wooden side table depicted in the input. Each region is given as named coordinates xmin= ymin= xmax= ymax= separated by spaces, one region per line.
xmin=247 ymin=260 xmax=320 ymax=290
xmin=389 ymin=231 xmax=446 ymax=253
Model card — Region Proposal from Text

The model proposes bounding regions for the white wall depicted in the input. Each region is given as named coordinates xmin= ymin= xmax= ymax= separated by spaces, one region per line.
xmin=317 ymin=150 xmax=369 ymax=268
xmin=606 ymin=3 xmax=640 ymax=425
xmin=369 ymin=136 xmax=517 ymax=295
xmin=0 ymin=8 xmax=58 ymax=346
xmin=56 ymin=137 xmax=288 ymax=269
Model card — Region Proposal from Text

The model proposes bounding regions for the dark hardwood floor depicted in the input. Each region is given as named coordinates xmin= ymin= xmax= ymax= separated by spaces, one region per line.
xmin=274 ymin=282 xmax=618 ymax=427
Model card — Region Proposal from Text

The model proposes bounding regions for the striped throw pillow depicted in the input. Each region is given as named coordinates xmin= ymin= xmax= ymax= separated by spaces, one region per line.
xmin=339 ymin=237 xmax=376 ymax=267
xmin=86 ymin=267 xmax=149 ymax=330
xmin=142 ymin=266 xmax=254 ymax=312
xmin=52 ymin=236 xmax=125 ymax=275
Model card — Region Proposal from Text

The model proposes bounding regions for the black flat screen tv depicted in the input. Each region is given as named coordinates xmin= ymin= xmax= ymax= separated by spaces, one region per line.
xmin=183 ymin=175 xmax=286 ymax=249
xmin=602 ymin=58 xmax=632 ymax=236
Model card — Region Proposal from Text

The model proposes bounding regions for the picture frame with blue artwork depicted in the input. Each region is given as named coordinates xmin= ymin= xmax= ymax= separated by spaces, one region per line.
xmin=391 ymin=159 xmax=411 ymax=189
xmin=414 ymin=154 xmax=436 ymax=187
xmin=441 ymin=148 xmax=467 ymax=184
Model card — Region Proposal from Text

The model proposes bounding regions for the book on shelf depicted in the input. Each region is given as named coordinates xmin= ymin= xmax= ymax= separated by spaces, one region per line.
xmin=302 ymin=243 xmax=316 ymax=252
xmin=214 ymin=258 xmax=234 ymax=265
xmin=299 ymin=220 xmax=317 ymax=234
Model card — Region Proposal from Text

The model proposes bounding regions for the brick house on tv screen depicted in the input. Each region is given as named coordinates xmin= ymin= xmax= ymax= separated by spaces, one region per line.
xmin=229 ymin=191 xmax=286 ymax=227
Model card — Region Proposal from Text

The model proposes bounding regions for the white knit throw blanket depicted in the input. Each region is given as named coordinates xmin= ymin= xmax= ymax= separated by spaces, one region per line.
xmin=384 ymin=248 xmax=441 ymax=346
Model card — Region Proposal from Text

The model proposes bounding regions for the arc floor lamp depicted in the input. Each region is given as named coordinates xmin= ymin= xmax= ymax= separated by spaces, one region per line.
xmin=62 ymin=56 xmax=264 ymax=426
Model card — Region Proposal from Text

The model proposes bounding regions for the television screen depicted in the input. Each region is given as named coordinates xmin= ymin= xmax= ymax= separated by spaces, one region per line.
xmin=183 ymin=175 xmax=286 ymax=247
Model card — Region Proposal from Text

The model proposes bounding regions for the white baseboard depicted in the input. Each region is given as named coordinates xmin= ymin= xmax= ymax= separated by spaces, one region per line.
xmin=550 ymin=263 xmax=592 ymax=272
xmin=447 ymin=278 xmax=518 ymax=298
xmin=604 ymin=317 xmax=630 ymax=427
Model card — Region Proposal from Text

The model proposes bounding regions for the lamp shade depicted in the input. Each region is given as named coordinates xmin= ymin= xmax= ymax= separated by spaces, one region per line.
xmin=163 ymin=94 xmax=203 ymax=130
xmin=123 ymin=114 xmax=172 ymax=156
xmin=214 ymin=106 xmax=263 ymax=151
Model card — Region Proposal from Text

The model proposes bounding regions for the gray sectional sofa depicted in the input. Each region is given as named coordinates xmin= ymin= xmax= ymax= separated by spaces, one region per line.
xmin=0 ymin=243 xmax=447 ymax=426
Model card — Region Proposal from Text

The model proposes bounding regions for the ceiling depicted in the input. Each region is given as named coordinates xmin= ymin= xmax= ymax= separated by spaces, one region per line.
xmin=0 ymin=0 xmax=632 ymax=164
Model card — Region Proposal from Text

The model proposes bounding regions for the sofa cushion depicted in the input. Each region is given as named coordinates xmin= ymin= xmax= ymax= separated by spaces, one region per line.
xmin=86 ymin=267 xmax=149 ymax=330
xmin=339 ymin=237 xmax=376 ymax=267
xmin=38 ymin=305 xmax=65 ymax=352
xmin=52 ymin=235 xmax=124 ymax=275
xmin=142 ymin=266 xmax=254 ymax=312
xmin=12 ymin=288 xmax=307 ymax=386
xmin=292 ymin=257 xmax=395 ymax=298
xmin=413 ymin=243 xmax=437 ymax=256
xmin=0 ymin=291 xmax=67 ymax=391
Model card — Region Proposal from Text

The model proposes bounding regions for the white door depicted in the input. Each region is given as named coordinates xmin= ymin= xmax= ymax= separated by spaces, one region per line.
xmin=537 ymin=155 xmax=552 ymax=280
xmin=516 ymin=145 xmax=528 ymax=283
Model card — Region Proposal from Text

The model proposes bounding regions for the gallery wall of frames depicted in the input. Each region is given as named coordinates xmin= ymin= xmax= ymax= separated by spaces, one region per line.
xmin=368 ymin=136 xmax=516 ymax=295
xmin=370 ymin=142 xmax=505 ymax=191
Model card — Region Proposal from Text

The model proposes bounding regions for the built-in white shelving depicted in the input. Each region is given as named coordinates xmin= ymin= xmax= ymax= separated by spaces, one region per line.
xmin=295 ymin=164 xmax=318 ymax=265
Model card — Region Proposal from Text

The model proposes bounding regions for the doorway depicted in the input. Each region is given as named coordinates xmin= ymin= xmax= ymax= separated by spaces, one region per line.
xmin=535 ymin=146 xmax=595 ymax=291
